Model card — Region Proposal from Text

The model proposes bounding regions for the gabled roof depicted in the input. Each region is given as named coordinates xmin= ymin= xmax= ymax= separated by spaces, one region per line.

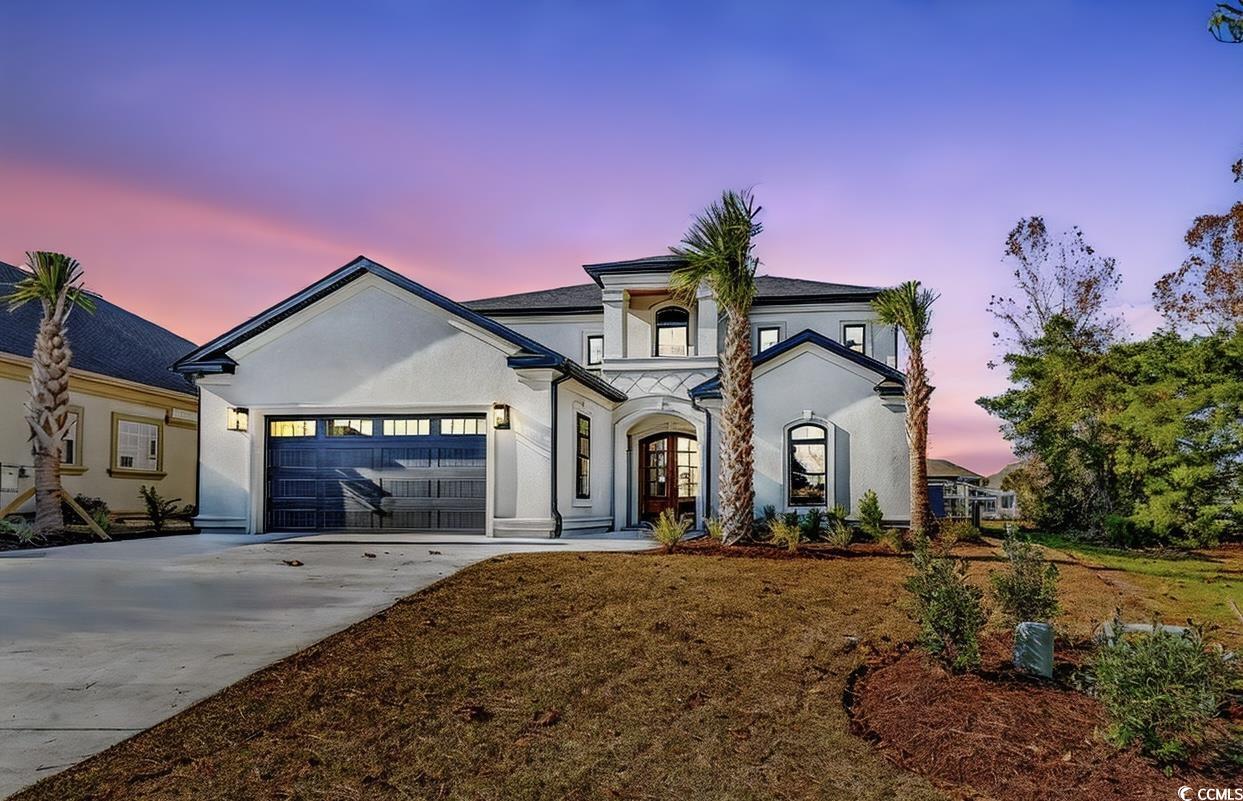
xmin=464 ymin=274 xmax=883 ymax=316
xmin=926 ymin=458 xmax=984 ymax=480
xmin=688 ymin=329 xmax=904 ymax=400
xmin=0 ymin=261 xmax=197 ymax=396
xmin=172 ymin=256 xmax=626 ymax=403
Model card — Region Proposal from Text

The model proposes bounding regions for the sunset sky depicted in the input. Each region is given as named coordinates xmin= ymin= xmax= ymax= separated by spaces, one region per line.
xmin=1 ymin=1 xmax=1239 ymax=473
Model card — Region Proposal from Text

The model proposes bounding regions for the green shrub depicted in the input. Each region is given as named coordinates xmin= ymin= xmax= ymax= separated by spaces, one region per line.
xmin=753 ymin=505 xmax=779 ymax=538
xmin=768 ymin=517 xmax=802 ymax=552
xmin=704 ymin=516 xmax=724 ymax=542
xmin=1 ymin=516 xmax=40 ymax=544
xmin=939 ymin=518 xmax=983 ymax=546
xmin=799 ymin=508 xmax=826 ymax=541
xmin=1092 ymin=622 xmax=1237 ymax=765
xmin=61 ymin=494 xmax=109 ymax=524
xmin=139 ymin=485 xmax=182 ymax=533
xmin=879 ymin=528 xmax=907 ymax=553
xmin=646 ymin=509 xmax=690 ymax=552
xmin=989 ymin=534 xmax=1060 ymax=625
xmin=858 ymin=489 xmax=884 ymax=540
xmin=905 ymin=540 xmax=987 ymax=672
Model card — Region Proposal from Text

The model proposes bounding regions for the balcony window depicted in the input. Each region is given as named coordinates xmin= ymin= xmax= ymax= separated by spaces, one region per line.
xmin=655 ymin=307 xmax=689 ymax=357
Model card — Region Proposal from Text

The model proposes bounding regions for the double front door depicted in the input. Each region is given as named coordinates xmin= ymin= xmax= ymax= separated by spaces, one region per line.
xmin=639 ymin=433 xmax=699 ymax=525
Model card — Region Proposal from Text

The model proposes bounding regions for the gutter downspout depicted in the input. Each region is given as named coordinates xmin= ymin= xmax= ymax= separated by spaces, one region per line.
xmin=549 ymin=371 xmax=571 ymax=538
xmin=690 ymin=396 xmax=713 ymax=521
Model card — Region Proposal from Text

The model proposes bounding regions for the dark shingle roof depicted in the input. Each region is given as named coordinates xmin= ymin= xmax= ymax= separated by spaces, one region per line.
xmin=926 ymin=458 xmax=984 ymax=480
xmin=464 ymin=274 xmax=882 ymax=315
xmin=0 ymin=261 xmax=197 ymax=395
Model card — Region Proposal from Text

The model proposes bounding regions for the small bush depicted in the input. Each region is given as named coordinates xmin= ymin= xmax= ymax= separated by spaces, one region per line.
xmin=1 ymin=516 xmax=40 ymax=544
xmin=753 ymin=505 xmax=779 ymax=538
xmin=1092 ymin=621 xmax=1238 ymax=765
xmin=799 ymin=508 xmax=825 ymax=541
xmin=939 ymin=518 xmax=983 ymax=546
xmin=646 ymin=509 xmax=690 ymax=552
xmin=905 ymin=540 xmax=987 ymax=672
xmin=768 ymin=517 xmax=802 ymax=552
xmin=881 ymin=529 xmax=908 ymax=553
xmin=61 ymin=494 xmax=109 ymax=524
xmin=858 ymin=490 xmax=884 ymax=541
xmin=989 ymin=534 xmax=1060 ymax=625
xmin=704 ymin=517 xmax=724 ymax=542
xmin=139 ymin=485 xmax=182 ymax=533
xmin=827 ymin=509 xmax=853 ymax=547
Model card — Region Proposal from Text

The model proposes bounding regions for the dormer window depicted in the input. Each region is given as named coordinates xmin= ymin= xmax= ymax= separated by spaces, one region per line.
xmin=655 ymin=307 xmax=689 ymax=357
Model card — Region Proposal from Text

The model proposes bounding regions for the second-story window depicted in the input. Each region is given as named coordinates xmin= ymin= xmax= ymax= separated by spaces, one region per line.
xmin=655 ymin=307 xmax=689 ymax=357
xmin=843 ymin=323 xmax=866 ymax=354
xmin=757 ymin=326 xmax=781 ymax=353
xmin=586 ymin=334 xmax=604 ymax=366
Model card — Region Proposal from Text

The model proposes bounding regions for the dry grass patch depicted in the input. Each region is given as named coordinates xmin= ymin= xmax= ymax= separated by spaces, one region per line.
xmin=13 ymin=542 xmax=1217 ymax=801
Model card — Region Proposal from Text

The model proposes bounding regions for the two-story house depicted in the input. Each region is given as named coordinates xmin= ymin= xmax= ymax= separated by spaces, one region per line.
xmin=175 ymin=255 xmax=910 ymax=537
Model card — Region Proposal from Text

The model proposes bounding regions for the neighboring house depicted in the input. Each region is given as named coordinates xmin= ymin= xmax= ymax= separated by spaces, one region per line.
xmin=174 ymin=255 xmax=910 ymax=536
xmin=0 ymin=261 xmax=198 ymax=517
xmin=926 ymin=457 xmax=1017 ymax=520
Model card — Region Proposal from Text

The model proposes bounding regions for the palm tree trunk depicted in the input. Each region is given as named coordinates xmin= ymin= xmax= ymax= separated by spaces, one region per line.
xmin=906 ymin=340 xmax=932 ymax=537
xmin=719 ymin=308 xmax=754 ymax=544
xmin=28 ymin=310 xmax=70 ymax=538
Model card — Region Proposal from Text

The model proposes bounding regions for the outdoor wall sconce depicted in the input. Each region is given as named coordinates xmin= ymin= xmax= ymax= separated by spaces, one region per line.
xmin=226 ymin=407 xmax=249 ymax=432
xmin=492 ymin=403 xmax=511 ymax=430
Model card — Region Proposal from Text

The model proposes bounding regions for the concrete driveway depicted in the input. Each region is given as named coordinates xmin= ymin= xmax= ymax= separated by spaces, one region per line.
xmin=0 ymin=531 xmax=648 ymax=798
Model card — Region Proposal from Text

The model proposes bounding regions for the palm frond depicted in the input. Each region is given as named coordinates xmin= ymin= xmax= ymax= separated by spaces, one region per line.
xmin=871 ymin=280 xmax=939 ymax=344
xmin=3 ymin=252 xmax=95 ymax=314
xmin=669 ymin=189 xmax=763 ymax=313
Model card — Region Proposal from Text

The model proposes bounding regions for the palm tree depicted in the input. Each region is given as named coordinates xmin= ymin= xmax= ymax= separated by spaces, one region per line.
xmin=3 ymin=252 xmax=95 ymax=538
xmin=670 ymin=189 xmax=763 ymax=544
xmin=871 ymin=280 xmax=939 ymax=538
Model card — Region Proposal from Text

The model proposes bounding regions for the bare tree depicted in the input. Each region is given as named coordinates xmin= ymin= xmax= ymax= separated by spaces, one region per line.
xmin=1154 ymin=202 xmax=1243 ymax=332
xmin=988 ymin=217 xmax=1122 ymax=357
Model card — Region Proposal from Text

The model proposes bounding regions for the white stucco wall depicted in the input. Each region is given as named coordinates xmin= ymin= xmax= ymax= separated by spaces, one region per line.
xmin=749 ymin=304 xmax=899 ymax=367
xmin=750 ymin=345 xmax=910 ymax=521
xmin=194 ymin=274 xmax=616 ymax=536
xmin=496 ymin=314 xmax=603 ymax=366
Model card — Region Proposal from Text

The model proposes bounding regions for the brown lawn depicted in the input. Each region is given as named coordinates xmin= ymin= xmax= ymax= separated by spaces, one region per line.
xmin=13 ymin=541 xmax=1233 ymax=801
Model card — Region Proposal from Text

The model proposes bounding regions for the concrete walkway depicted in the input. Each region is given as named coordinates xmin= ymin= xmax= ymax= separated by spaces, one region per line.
xmin=0 ymin=531 xmax=649 ymax=798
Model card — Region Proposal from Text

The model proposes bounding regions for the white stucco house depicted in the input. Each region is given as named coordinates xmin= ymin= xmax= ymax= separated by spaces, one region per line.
xmin=173 ymin=255 xmax=910 ymax=537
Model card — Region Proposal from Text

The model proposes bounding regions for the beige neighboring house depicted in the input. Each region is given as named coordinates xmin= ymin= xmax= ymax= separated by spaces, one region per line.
xmin=0 ymin=261 xmax=198 ymax=517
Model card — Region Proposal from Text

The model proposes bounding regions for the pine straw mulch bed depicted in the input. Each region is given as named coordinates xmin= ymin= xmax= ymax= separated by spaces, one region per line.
xmin=672 ymin=536 xmax=900 ymax=560
xmin=845 ymin=636 xmax=1242 ymax=801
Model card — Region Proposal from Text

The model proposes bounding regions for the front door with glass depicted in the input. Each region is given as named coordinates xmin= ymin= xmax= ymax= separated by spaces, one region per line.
xmin=639 ymin=433 xmax=698 ymax=525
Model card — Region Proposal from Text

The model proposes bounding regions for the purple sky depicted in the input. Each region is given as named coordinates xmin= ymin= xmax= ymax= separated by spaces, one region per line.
xmin=1 ymin=1 xmax=1239 ymax=473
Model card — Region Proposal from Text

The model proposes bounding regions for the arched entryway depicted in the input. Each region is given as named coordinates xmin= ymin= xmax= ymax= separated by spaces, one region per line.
xmin=637 ymin=432 xmax=699 ymax=525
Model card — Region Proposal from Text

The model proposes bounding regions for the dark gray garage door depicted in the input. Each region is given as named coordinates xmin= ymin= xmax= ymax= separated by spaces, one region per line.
xmin=265 ymin=414 xmax=486 ymax=532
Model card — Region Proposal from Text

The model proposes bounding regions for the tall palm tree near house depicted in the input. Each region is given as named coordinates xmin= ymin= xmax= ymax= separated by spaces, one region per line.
xmin=3 ymin=252 xmax=95 ymax=538
xmin=670 ymin=189 xmax=763 ymax=544
xmin=872 ymin=281 xmax=939 ymax=538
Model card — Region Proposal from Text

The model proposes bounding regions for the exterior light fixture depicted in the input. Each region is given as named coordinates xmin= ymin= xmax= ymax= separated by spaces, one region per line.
xmin=226 ymin=407 xmax=249 ymax=432
xmin=492 ymin=403 xmax=511 ymax=430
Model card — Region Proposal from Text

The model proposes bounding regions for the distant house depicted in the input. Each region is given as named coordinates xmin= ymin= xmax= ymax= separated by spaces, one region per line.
xmin=926 ymin=457 xmax=1017 ymax=521
xmin=0 ymin=261 xmax=199 ymax=517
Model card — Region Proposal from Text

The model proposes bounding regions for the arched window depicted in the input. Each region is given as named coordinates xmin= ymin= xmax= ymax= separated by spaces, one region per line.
xmin=654 ymin=306 xmax=690 ymax=357
xmin=788 ymin=424 xmax=827 ymax=506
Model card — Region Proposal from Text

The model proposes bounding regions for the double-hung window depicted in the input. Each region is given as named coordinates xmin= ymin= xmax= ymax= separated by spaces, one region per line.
xmin=757 ymin=326 xmax=781 ymax=353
